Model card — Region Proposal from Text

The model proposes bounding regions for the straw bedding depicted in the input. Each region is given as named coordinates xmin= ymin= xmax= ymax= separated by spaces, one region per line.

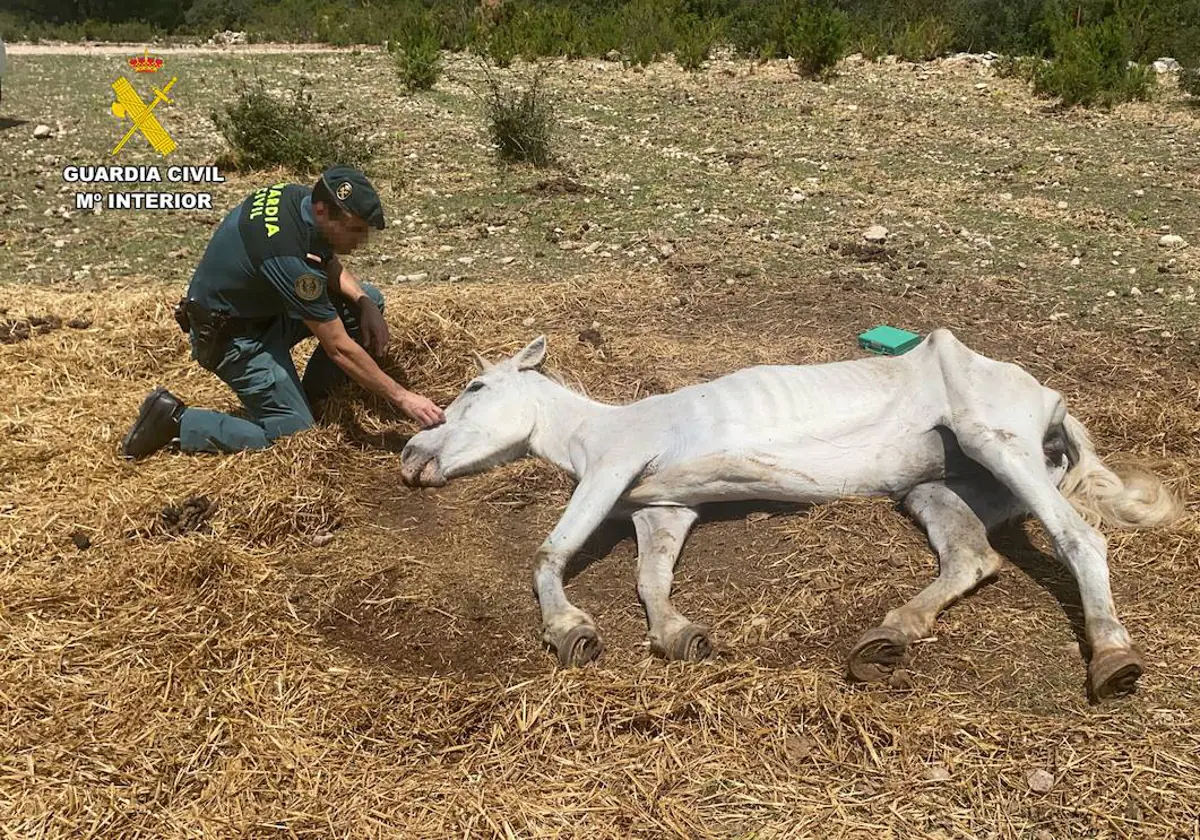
xmin=1 ymin=272 xmax=1197 ymax=838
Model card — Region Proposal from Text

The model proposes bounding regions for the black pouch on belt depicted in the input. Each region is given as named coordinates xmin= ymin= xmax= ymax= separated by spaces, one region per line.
xmin=173 ymin=296 xmax=191 ymax=333
xmin=184 ymin=300 xmax=233 ymax=370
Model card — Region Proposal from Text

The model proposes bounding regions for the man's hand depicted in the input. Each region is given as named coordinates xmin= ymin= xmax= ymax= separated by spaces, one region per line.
xmin=305 ymin=316 xmax=442 ymax=428
xmin=357 ymin=296 xmax=390 ymax=358
xmin=395 ymin=391 xmax=445 ymax=428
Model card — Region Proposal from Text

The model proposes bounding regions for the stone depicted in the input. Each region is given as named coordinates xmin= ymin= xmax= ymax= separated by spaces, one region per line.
xmin=33 ymin=125 xmax=53 ymax=139
xmin=863 ymin=225 xmax=888 ymax=243
xmin=1026 ymin=768 xmax=1055 ymax=794
xmin=922 ymin=765 xmax=952 ymax=782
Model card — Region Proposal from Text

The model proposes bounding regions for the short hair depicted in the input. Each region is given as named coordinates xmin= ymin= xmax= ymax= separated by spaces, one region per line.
xmin=311 ymin=176 xmax=346 ymax=219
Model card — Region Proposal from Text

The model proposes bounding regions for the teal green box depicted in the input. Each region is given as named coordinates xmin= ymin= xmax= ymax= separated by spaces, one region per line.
xmin=857 ymin=325 xmax=921 ymax=355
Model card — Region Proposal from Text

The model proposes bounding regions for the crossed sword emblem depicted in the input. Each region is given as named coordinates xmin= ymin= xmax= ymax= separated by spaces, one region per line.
xmin=110 ymin=75 xmax=179 ymax=157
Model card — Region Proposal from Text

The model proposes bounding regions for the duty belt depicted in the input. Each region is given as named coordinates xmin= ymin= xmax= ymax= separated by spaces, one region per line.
xmin=173 ymin=296 xmax=271 ymax=369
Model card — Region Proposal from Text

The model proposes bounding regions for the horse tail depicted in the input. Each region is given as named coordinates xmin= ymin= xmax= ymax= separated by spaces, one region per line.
xmin=1057 ymin=413 xmax=1183 ymax=530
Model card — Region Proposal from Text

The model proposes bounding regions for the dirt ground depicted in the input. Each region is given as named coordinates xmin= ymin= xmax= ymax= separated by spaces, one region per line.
xmin=1 ymin=43 xmax=1199 ymax=839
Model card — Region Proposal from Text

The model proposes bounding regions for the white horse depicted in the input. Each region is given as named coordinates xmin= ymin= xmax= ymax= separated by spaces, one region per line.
xmin=399 ymin=331 xmax=1181 ymax=701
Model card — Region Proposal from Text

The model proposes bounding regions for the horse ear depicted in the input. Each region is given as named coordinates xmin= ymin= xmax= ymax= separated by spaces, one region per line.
xmin=513 ymin=335 xmax=547 ymax=371
xmin=471 ymin=350 xmax=492 ymax=372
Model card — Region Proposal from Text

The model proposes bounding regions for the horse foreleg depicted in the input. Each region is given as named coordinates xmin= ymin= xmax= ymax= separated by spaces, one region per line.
xmin=631 ymin=506 xmax=708 ymax=661
xmin=534 ymin=465 xmax=643 ymax=667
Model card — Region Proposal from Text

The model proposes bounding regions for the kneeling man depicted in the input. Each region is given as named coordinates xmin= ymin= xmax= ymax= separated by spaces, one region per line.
xmin=121 ymin=165 xmax=444 ymax=459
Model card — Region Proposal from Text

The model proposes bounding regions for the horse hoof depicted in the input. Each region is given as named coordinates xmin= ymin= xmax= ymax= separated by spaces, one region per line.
xmin=847 ymin=626 xmax=908 ymax=683
xmin=556 ymin=624 xmax=604 ymax=668
xmin=666 ymin=624 xmax=712 ymax=662
xmin=1089 ymin=647 xmax=1144 ymax=701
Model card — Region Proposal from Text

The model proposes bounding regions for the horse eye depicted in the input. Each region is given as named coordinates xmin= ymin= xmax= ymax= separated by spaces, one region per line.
xmin=465 ymin=381 xmax=485 ymax=393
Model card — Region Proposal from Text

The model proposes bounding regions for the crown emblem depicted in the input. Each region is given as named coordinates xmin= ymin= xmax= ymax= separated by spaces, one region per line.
xmin=127 ymin=49 xmax=164 ymax=73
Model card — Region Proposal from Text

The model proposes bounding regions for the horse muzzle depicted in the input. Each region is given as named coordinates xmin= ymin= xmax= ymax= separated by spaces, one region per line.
xmin=400 ymin=448 xmax=446 ymax=488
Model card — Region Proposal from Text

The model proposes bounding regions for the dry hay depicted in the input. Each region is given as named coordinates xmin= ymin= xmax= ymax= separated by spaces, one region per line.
xmin=1 ymin=273 xmax=1199 ymax=839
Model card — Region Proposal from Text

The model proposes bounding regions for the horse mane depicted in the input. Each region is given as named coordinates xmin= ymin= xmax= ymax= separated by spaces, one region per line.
xmin=537 ymin=366 xmax=591 ymax=398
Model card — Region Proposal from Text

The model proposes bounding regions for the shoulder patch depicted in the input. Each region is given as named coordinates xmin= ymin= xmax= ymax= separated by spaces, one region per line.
xmin=295 ymin=273 xmax=324 ymax=301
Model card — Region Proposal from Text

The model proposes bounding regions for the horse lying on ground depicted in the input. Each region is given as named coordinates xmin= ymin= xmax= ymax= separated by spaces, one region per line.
xmin=400 ymin=331 xmax=1181 ymax=701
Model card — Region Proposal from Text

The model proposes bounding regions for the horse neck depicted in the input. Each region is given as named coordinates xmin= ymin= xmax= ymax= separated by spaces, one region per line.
xmin=526 ymin=373 xmax=612 ymax=478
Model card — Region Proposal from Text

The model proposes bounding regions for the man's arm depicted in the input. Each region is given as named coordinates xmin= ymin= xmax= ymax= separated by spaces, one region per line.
xmin=325 ymin=255 xmax=389 ymax=356
xmin=325 ymin=255 xmax=368 ymax=303
xmin=304 ymin=315 xmax=444 ymax=428
xmin=260 ymin=255 xmax=441 ymax=426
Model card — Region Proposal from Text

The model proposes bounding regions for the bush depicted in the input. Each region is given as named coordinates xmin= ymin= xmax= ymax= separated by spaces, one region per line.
xmin=620 ymin=0 xmax=680 ymax=67
xmin=726 ymin=1 xmax=779 ymax=59
xmin=246 ymin=0 xmax=318 ymax=42
xmin=674 ymin=14 xmax=722 ymax=71
xmin=993 ymin=53 xmax=1043 ymax=82
xmin=522 ymin=4 xmax=587 ymax=59
xmin=1179 ymin=67 xmax=1200 ymax=98
xmin=941 ymin=0 xmax=1051 ymax=56
xmin=1033 ymin=15 xmax=1154 ymax=108
xmin=184 ymin=0 xmax=255 ymax=34
xmin=430 ymin=0 xmax=482 ymax=52
xmin=211 ymin=75 xmax=376 ymax=174
xmin=891 ymin=16 xmax=954 ymax=62
xmin=784 ymin=1 xmax=848 ymax=79
xmin=483 ymin=18 xmax=520 ymax=68
xmin=853 ymin=31 xmax=888 ymax=62
xmin=392 ymin=11 xmax=443 ymax=92
xmin=485 ymin=67 xmax=556 ymax=167
xmin=582 ymin=10 xmax=623 ymax=56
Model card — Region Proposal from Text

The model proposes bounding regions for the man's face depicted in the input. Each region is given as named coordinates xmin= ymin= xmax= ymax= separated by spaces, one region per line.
xmin=315 ymin=202 xmax=371 ymax=254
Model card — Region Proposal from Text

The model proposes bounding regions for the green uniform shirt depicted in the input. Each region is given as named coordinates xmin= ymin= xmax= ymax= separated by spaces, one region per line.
xmin=187 ymin=182 xmax=340 ymax=323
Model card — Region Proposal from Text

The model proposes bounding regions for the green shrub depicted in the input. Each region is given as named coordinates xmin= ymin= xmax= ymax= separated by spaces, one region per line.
xmin=431 ymin=0 xmax=482 ymax=52
xmin=993 ymin=53 xmax=1043 ymax=81
xmin=784 ymin=1 xmax=848 ymax=80
xmin=621 ymin=0 xmax=680 ymax=67
xmin=674 ymin=14 xmax=722 ymax=71
xmin=891 ymin=16 xmax=954 ymax=62
xmin=726 ymin=1 xmax=777 ymax=59
xmin=246 ymin=0 xmax=318 ymax=42
xmin=184 ymin=0 xmax=254 ymax=34
xmin=583 ymin=10 xmax=624 ymax=56
xmin=854 ymin=31 xmax=888 ymax=62
xmin=1033 ymin=15 xmax=1154 ymax=107
xmin=484 ymin=18 xmax=520 ymax=68
xmin=942 ymin=0 xmax=1051 ymax=57
xmin=523 ymin=5 xmax=586 ymax=59
xmin=392 ymin=12 xmax=443 ymax=92
xmin=485 ymin=67 xmax=556 ymax=167
xmin=211 ymin=74 xmax=376 ymax=174
xmin=1179 ymin=67 xmax=1200 ymax=97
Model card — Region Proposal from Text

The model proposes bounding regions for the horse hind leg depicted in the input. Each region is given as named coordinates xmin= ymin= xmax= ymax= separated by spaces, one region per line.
xmin=848 ymin=478 xmax=1016 ymax=683
xmin=951 ymin=419 xmax=1144 ymax=700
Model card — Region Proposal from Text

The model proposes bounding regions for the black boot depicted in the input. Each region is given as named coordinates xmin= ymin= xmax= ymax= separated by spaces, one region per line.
xmin=121 ymin=387 xmax=186 ymax=460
